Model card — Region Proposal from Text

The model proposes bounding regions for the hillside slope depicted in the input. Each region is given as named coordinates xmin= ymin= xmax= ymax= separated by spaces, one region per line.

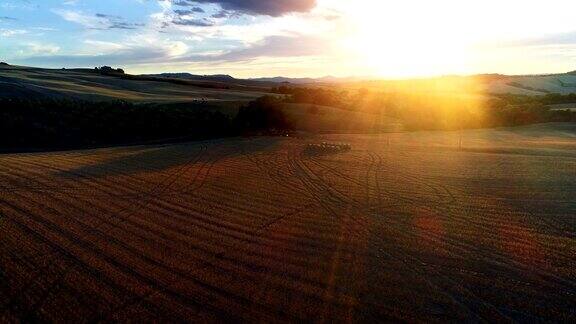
xmin=0 ymin=65 xmax=268 ymax=103
xmin=489 ymin=74 xmax=576 ymax=95
xmin=3 ymin=65 xmax=576 ymax=103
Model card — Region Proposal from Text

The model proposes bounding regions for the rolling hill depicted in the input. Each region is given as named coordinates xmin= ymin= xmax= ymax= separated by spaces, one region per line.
xmin=2 ymin=63 xmax=575 ymax=140
xmin=0 ymin=65 xmax=269 ymax=103
xmin=2 ymin=64 xmax=576 ymax=105
xmin=488 ymin=73 xmax=576 ymax=95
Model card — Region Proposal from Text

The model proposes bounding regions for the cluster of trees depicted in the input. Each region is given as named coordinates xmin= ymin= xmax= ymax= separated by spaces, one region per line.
xmin=384 ymin=99 xmax=575 ymax=131
xmin=274 ymin=86 xmax=576 ymax=130
xmin=381 ymin=94 xmax=576 ymax=130
xmin=485 ymin=103 xmax=574 ymax=126
xmin=495 ymin=93 xmax=576 ymax=105
xmin=0 ymin=97 xmax=292 ymax=151
xmin=95 ymin=66 xmax=125 ymax=75
xmin=2 ymin=88 xmax=574 ymax=151
xmin=235 ymin=96 xmax=291 ymax=132
xmin=271 ymin=86 xmax=351 ymax=108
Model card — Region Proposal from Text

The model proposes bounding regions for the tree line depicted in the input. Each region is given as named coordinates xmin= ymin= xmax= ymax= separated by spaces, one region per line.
xmin=273 ymin=86 xmax=576 ymax=130
xmin=0 ymin=97 xmax=291 ymax=151
xmin=2 ymin=90 xmax=574 ymax=151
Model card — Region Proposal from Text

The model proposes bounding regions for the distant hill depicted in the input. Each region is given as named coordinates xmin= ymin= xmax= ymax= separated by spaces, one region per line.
xmin=248 ymin=76 xmax=366 ymax=84
xmin=2 ymin=64 xmax=576 ymax=104
xmin=488 ymin=73 xmax=576 ymax=95
xmin=0 ymin=65 xmax=269 ymax=103
xmin=141 ymin=72 xmax=236 ymax=82
xmin=143 ymin=73 xmax=366 ymax=85
xmin=248 ymin=76 xmax=317 ymax=84
xmin=345 ymin=72 xmax=576 ymax=96
xmin=140 ymin=72 xmax=279 ymax=88
xmin=252 ymin=72 xmax=576 ymax=95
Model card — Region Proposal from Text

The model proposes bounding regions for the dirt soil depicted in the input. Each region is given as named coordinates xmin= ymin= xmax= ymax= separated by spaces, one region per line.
xmin=0 ymin=123 xmax=574 ymax=322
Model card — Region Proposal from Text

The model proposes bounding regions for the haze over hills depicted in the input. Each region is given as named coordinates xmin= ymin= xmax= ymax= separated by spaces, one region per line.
xmin=2 ymin=63 xmax=576 ymax=103
xmin=140 ymin=73 xmax=366 ymax=85
xmin=248 ymin=76 xmax=369 ymax=84
xmin=140 ymin=70 xmax=576 ymax=95
xmin=3 ymin=62 xmax=575 ymax=142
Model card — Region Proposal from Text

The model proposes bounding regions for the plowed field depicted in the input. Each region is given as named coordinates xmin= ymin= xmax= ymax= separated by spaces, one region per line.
xmin=1 ymin=123 xmax=575 ymax=322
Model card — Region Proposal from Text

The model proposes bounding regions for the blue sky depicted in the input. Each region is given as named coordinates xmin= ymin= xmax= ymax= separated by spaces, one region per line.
xmin=1 ymin=0 xmax=576 ymax=78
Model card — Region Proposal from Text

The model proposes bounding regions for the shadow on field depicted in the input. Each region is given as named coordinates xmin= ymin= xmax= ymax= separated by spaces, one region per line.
xmin=53 ymin=137 xmax=282 ymax=178
xmin=458 ymin=146 xmax=576 ymax=158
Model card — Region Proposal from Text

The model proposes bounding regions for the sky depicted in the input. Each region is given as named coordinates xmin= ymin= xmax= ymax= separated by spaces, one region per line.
xmin=1 ymin=0 xmax=576 ymax=78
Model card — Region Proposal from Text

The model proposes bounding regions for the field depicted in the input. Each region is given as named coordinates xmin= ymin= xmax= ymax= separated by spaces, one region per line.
xmin=281 ymin=103 xmax=404 ymax=133
xmin=0 ymin=123 xmax=575 ymax=322
xmin=488 ymin=74 xmax=576 ymax=95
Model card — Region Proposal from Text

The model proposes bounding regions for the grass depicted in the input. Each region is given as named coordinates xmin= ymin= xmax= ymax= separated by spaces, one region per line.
xmin=281 ymin=103 xmax=403 ymax=133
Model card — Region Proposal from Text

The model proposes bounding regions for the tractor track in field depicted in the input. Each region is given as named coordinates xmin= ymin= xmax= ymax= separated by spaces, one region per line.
xmin=0 ymin=139 xmax=241 ymax=200
xmin=309 ymin=151 xmax=576 ymax=276
xmin=0 ymin=201 xmax=193 ymax=322
xmin=366 ymin=151 xmax=576 ymax=298
xmin=106 ymin=143 xmax=334 ymax=322
xmin=1 ymin=192 xmax=308 ymax=322
xmin=286 ymin=149 xmax=364 ymax=321
xmin=294 ymin=148 xmax=575 ymax=320
xmin=332 ymin=150 xmax=544 ymax=321
xmin=0 ymin=141 xmax=352 ymax=322
xmin=289 ymin=150 xmax=495 ymax=321
xmin=366 ymin=151 xmax=516 ymax=322
xmin=308 ymin=151 xmax=456 ymax=209
xmin=1 ymin=142 xmax=239 ymax=320
xmin=0 ymin=145 xmax=206 ymax=198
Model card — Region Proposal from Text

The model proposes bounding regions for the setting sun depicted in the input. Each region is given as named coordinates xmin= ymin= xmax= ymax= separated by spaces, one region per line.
xmin=323 ymin=0 xmax=576 ymax=77
xmin=340 ymin=1 xmax=471 ymax=77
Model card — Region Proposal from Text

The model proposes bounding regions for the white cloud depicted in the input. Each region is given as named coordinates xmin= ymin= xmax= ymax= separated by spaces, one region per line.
xmin=19 ymin=43 xmax=61 ymax=55
xmin=52 ymin=9 xmax=144 ymax=30
xmin=83 ymin=40 xmax=127 ymax=53
xmin=0 ymin=28 xmax=27 ymax=37
xmin=53 ymin=9 xmax=103 ymax=29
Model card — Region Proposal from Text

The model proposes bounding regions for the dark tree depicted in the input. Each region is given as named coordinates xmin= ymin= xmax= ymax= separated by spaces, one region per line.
xmin=235 ymin=96 xmax=292 ymax=131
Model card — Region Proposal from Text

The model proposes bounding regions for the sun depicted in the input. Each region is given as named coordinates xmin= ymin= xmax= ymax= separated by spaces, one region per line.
xmin=336 ymin=0 xmax=472 ymax=77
